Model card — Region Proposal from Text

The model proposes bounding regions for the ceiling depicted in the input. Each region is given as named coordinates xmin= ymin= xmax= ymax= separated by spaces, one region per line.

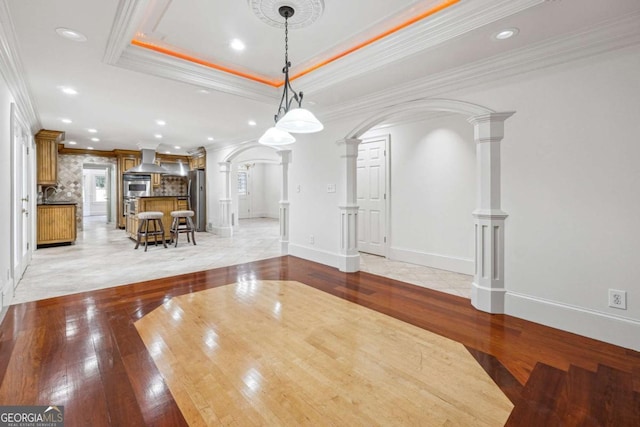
xmin=5 ymin=0 xmax=640 ymax=154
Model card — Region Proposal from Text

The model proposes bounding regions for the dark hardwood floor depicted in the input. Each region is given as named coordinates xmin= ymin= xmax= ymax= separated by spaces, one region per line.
xmin=0 ymin=256 xmax=638 ymax=426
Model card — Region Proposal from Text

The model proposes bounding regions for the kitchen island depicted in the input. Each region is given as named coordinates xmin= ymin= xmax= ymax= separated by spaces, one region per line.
xmin=125 ymin=196 xmax=188 ymax=241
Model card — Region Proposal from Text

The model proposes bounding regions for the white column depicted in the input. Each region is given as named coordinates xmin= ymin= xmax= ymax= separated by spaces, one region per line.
xmin=336 ymin=138 xmax=361 ymax=272
xmin=214 ymin=161 xmax=233 ymax=237
xmin=277 ymin=150 xmax=291 ymax=255
xmin=467 ymin=112 xmax=514 ymax=313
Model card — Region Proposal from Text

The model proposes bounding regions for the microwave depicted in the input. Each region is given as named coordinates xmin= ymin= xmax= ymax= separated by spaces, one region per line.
xmin=123 ymin=174 xmax=151 ymax=197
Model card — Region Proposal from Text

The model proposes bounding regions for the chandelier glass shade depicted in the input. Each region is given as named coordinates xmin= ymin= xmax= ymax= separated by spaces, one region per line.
xmin=258 ymin=126 xmax=296 ymax=146
xmin=259 ymin=5 xmax=323 ymax=145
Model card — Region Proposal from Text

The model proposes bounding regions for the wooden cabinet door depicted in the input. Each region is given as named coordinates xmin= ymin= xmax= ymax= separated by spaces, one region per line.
xmin=36 ymin=139 xmax=58 ymax=185
xmin=37 ymin=205 xmax=77 ymax=245
xmin=121 ymin=156 xmax=139 ymax=172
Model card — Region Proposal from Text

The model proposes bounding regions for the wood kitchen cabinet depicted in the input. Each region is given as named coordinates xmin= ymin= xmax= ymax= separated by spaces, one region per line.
xmin=35 ymin=129 xmax=64 ymax=186
xmin=115 ymin=151 xmax=141 ymax=228
xmin=37 ymin=204 xmax=77 ymax=246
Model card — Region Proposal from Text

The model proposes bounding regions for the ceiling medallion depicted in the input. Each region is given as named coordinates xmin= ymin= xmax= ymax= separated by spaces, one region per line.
xmin=248 ymin=0 xmax=324 ymax=29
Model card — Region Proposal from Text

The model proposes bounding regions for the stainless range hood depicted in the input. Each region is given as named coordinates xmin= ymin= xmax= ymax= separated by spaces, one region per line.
xmin=124 ymin=149 xmax=169 ymax=174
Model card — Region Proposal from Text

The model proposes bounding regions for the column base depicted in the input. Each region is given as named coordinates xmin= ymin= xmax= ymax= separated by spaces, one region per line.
xmin=280 ymin=241 xmax=289 ymax=255
xmin=471 ymin=281 xmax=506 ymax=314
xmin=337 ymin=253 xmax=360 ymax=273
xmin=212 ymin=226 xmax=233 ymax=237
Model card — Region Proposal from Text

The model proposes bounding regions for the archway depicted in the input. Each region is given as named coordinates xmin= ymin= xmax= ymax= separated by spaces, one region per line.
xmin=216 ymin=142 xmax=291 ymax=254
xmin=337 ymin=98 xmax=514 ymax=314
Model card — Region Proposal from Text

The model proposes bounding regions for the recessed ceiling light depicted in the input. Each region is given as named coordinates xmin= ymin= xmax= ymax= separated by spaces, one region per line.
xmin=207 ymin=137 xmax=214 ymax=141
xmin=174 ymin=146 xmax=181 ymax=149
xmin=88 ymin=128 xmax=97 ymax=133
xmin=165 ymin=151 xmax=171 ymax=154
xmin=230 ymin=38 xmax=246 ymax=51
xmin=197 ymin=89 xmax=210 ymax=94
xmin=493 ymin=28 xmax=519 ymax=40
xmin=59 ymin=86 xmax=78 ymax=95
xmin=156 ymin=119 xmax=166 ymax=126
xmin=87 ymin=146 xmax=94 ymax=150
xmin=60 ymin=118 xmax=72 ymax=124
xmin=91 ymin=137 xmax=100 ymax=142
xmin=68 ymin=141 xmax=77 ymax=145
xmin=248 ymin=120 xmax=257 ymax=126
xmin=154 ymin=134 xmax=163 ymax=139
xmin=55 ymin=27 xmax=87 ymax=42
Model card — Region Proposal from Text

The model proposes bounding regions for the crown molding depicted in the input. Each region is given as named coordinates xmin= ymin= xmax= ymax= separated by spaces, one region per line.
xmin=321 ymin=10 xmax=640 ymax=123
xmin=117 ymin=46 xmax=279 ymax=103
xmin=0 ymin=0 xmax=41 ymax=132
xmin=103 ymin=0 xmax=150 ymax=65
xmin=104 ymin=0 xmax=543 ymax=104
xmin=296 ymin=0 xmax=545 ymax=93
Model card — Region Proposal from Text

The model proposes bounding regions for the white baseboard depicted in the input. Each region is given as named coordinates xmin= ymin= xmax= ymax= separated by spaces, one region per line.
xmin=506 ymin=292 xmax=640 ymax=352
xmin=211 ymin=226 xmax=233 ymax=237
xmin=388 ymin=247 xmax=474 ymax=275
xmin=288 ymin=244 xmax=340 ymax=269
xmin=250 ymin=212 xmax=278 ymax=219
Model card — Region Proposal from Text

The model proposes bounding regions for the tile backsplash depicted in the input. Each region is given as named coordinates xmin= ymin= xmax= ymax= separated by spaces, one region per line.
xmin=152 ymin=176 xmax=187 ymax=196
xmin=48 ymin=154 xmax=117 ymax=230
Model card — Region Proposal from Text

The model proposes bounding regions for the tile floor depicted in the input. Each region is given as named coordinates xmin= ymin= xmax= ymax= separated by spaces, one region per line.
xmin=13 ymin=216 xmax=472 ymax=304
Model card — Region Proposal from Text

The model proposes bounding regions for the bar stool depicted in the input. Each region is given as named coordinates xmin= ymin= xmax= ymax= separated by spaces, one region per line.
xmin=135 ymin=211 xmax=167 ymax=251
xmin=170 ymin=210 xmax=196 ymax=247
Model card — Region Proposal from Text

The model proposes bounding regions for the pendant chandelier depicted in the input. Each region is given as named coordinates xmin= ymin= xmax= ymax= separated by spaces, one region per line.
xmin=259 ymin=6 xmax=323 ymax=146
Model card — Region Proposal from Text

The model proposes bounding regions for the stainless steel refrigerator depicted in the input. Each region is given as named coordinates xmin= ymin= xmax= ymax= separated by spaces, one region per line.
xmin=188 ymin=169 xmax=206 ymax=231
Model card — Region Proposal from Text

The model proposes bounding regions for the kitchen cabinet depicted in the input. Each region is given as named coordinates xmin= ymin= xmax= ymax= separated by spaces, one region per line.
xmin=152 ymin=160 xmax=161 ymax=187
xmin=37 ymin=204 xmax=77 ymax=246
xmin=35 ymin=130 xmax=64 ymax=186
xmin=115 ymin=151 xmax=141 ymax=228
xmin=189 ymin=155 xmax=206 ymax=170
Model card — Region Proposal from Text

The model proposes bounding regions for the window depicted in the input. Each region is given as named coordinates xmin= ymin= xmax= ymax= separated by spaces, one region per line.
xmin=237 ymin=171 xmax=247 ymax=196
xmin=94 ymin=175 xmax=107 ymax=202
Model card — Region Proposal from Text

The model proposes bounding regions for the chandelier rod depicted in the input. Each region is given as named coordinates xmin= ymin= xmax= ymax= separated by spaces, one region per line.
xmin=274 ymin=6 xmax=303 ymax=123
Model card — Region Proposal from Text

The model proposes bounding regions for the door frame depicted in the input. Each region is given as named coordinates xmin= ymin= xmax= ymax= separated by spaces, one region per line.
xmin=358 ymin=134 xmax=391 ymax=258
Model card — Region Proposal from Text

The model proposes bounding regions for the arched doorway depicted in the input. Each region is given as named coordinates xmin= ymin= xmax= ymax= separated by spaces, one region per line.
xmin=215 ymin=143 xmax=291 ymax=254
xmin=337 ymin=98 xmax=514 ymax=314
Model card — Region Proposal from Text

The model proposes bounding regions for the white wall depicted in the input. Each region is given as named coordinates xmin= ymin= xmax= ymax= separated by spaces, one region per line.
xmin=250 ymin=163 xmax=280 ymax=218
xmin=363 ymin=115 xmax=476 ymax=274
xmin=204 ymin=48 xmax=640 ymax=350
xmin=453 ymin=47 xmax=640 ymax=347
xmin=0 ymin=76 xmax=14 ymax=308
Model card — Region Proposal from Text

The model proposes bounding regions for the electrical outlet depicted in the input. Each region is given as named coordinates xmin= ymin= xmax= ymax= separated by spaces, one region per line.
xmin=608 ymin=289 xmax=627 ymax=310
xmin=309 ymin=235 xmax=314 ymax=244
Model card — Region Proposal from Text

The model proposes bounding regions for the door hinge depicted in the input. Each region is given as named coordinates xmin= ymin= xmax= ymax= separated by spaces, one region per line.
xmin=27 ymin=242 xmax=30 ymax=250
xmin=384 ymin=237 xmax=387 ymax=243
xmin=384 ymin=193 xmax=386 ymax=200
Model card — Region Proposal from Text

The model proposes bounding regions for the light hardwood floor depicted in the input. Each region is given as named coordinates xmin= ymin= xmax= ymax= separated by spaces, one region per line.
xmin=136 ymin=280 xmax=511 ymax=426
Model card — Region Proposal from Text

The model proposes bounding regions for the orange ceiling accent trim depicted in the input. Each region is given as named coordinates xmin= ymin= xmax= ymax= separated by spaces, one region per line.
xmin=286 ymin=0 xmax=460 ymax=85
xmin=131 ymin=0 xmax=459 ymax=88
xmin=131 ymin=39 xmax=281 ymax=87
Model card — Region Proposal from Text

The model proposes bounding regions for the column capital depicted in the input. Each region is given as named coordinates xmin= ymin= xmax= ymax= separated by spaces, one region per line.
xmin=472 ymin=209 xmax=508 ymax=220
xmin=277 ymin=149 xmax=292 ymax=164
xmin=218 ymin=161 xmax=231 ymax=173
xmin=336 ymin=138 xmax=361 ymax=158
xmin=468 ymin=112 xmax=515 ymax=143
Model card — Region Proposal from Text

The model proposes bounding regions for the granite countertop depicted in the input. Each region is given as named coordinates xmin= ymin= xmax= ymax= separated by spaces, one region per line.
xmin=37 ymin=201 xmax=78 ymax=205
xmin=138 ymin=195 xmax=188 ymax=198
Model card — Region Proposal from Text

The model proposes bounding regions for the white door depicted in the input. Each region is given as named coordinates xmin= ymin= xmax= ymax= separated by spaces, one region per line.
xmin=357 ymin=136 xmax=388 ymax=256
xmin=238 ymin=170 xmax=251 ymax=219
xmin=11 ymin=104 xmax=32 ymax=288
